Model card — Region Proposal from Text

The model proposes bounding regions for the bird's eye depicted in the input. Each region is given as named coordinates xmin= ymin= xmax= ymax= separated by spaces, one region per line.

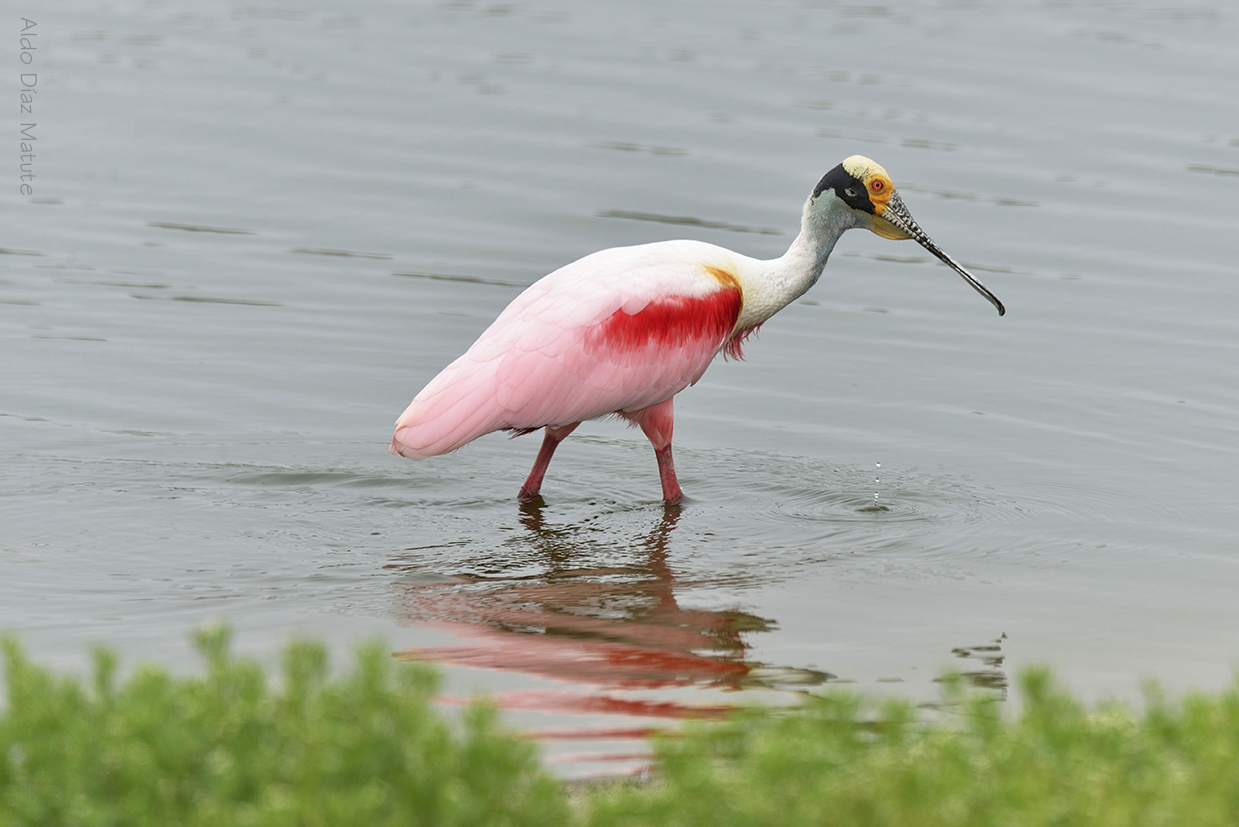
xmin=870 ymin=180 xmax=885 ymax=192
xmin=844 ymin=188 xmax=858 ymax=197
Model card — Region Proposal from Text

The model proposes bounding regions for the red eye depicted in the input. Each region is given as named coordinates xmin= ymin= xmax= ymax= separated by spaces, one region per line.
xmin=870 ymin=180 xmax=885 ymax=192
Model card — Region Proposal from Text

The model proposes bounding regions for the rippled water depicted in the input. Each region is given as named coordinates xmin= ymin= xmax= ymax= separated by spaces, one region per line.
xmin=4 ymin=0 xmax=1239 ymax=776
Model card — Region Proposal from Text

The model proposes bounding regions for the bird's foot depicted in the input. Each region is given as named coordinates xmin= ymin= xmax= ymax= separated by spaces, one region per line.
xmin=517 ymin=486 xmax=544 ymax=505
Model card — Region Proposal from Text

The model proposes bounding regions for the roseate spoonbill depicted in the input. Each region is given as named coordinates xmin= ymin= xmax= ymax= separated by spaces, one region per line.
xmin=392 ymin=156 xmax=1004 ymax=504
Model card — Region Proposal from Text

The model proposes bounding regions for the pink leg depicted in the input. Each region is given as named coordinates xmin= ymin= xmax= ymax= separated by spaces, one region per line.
xmin=653 ymin=444 xmax=683 ymax=505
xmin=622 ymin=397 xmax=683 ymax=504
xmin=518 ymin=423 xmax=579 ymax=502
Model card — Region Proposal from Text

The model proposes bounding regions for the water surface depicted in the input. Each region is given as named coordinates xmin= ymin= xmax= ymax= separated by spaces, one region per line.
xmin=4 ymin=0 xmax=1239 ymax=776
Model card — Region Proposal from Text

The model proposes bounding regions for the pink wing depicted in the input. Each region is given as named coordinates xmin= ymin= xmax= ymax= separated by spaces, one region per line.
xmin=391 ymin=241 xmax=743 ymax=459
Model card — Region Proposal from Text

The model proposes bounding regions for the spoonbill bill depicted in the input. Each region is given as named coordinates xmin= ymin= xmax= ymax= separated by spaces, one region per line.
xmin=392 ymin=156 xmax=1004 ymax=504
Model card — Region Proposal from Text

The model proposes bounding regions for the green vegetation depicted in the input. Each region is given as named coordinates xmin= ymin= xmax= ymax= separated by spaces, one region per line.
xmin=587 ymin=672 xmax=1239 ymax=826
xmin=0 ymin=629 xmax=566 ymax=826
xmin=3 ymin=632 xmax=1239 ymax=826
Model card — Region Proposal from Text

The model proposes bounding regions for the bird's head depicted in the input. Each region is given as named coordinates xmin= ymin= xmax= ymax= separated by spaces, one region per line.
xmin=811 ymin=156 xmax=1005 ymax=316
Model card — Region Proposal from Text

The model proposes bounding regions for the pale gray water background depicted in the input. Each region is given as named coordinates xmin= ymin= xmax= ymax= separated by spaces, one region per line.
xmin=3 ymin=0 xmax=1239 ymax=775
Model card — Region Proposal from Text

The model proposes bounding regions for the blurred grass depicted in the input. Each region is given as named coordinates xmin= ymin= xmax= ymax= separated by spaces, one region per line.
xmin=585 ymin=672 xmax=1239 ymax=826
xmin=0 ymin=628 xmax=566 ymax=826
xmin=3 ymin=631 xmax=1239 ymax=825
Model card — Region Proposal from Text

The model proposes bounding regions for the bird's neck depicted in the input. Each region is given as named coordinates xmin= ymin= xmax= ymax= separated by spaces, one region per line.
xmin=735 ymin=194 xmax=856 ymax=330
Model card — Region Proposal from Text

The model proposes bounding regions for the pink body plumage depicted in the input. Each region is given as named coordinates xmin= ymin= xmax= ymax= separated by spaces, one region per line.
xmin=391 ymin=241 xmax=745 ymax=461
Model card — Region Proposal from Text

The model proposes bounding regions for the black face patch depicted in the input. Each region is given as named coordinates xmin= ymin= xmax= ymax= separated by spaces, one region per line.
xmin=811 ymin=164 xmax=875 ymax=214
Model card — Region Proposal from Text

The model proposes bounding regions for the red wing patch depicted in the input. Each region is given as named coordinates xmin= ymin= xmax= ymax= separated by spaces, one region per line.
xmin=591 ymin=287 xmax=742 ymax=353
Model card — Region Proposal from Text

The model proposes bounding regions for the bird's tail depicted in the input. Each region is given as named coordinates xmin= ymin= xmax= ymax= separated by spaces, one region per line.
xmin=390 ymin=358 xmax=507 ymax=459
xmin=389 ymin=430 xmax=431 ymax=459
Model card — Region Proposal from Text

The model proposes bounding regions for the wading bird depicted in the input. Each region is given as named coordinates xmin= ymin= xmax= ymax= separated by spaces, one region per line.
xmin=392 ymin=156 xmax=1004 ymax=504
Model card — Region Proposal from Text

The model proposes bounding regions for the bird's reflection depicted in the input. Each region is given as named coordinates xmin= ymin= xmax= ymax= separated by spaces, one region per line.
xmin=392 ymin=504 xmax=833 ymax=720
xmin=390 ymin=505 xmax=1009 ymax=729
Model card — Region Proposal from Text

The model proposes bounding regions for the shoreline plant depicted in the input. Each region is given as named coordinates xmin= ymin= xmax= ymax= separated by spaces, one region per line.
xmin=3 ymin=631 xmax=1238 ymax=826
